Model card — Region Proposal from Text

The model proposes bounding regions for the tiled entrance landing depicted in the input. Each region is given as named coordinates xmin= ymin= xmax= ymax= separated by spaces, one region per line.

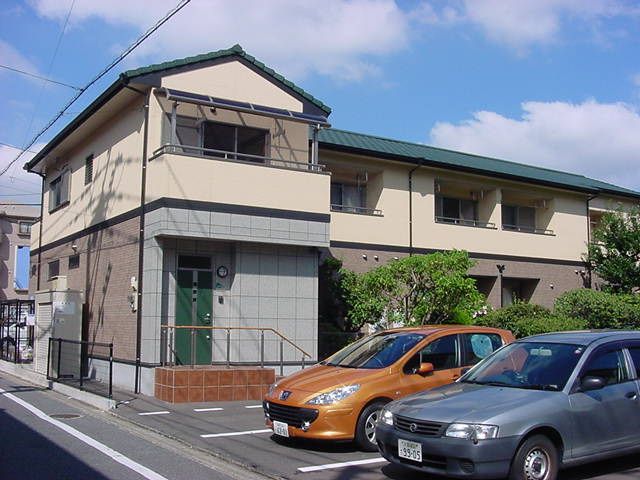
xmin=154 ymin=366 xmax=275 ymax=403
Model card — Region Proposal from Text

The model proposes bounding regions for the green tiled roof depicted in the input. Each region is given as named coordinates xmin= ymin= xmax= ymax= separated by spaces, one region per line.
xmin=318 ymin=128 xmax=640 ymax=199
xmin=123 ymin=44 xmax=331 ymax=115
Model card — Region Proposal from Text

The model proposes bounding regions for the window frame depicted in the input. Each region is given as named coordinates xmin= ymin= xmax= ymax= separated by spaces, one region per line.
xmin=68 ymin=254 xmax=80 ymax=270
xmin=201 ymin=120 xmax=269 ymax=161
xmin=48 ymin=168 xmax=71 ymax=213
xmin=48 ymin=259 xmax=60 ymax=280
xmin=18 ymin=221 xmax=32 ymax=236
xmin=502 ymin=204 xmax=536 ymax=232
xmin=435 ymin=195 xmax=479 ymax=225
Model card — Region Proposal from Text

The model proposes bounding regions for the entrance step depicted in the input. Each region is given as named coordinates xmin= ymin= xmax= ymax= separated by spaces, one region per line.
xmin=154 ymin=366 xmax=275 ymax=403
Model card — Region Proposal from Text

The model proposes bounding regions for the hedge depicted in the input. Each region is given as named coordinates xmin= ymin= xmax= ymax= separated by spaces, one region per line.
xmin=476 ymin=301 xmax=587 ymax=338
xmin=554 ymin=289 xmax=640 ymax=330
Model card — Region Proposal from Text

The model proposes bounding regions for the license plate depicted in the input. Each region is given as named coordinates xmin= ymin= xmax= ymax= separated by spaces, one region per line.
xmin=398 ymin=438 xmax=422 ymax=463
xmin=273 ymin=420 xmax=289 ymax=437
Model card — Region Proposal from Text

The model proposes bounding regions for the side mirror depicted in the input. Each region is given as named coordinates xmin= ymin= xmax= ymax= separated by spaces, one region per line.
xmin=581 ymin=376 xmax=605 ymax=392
xmin=418 ymin=362 xmax=434 ymax=375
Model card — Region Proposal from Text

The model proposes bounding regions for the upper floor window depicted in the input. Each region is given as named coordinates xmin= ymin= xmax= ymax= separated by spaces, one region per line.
xmin=14 ymin=245 xmax=30 ymax=291
xmin=435 ymin=196 xmax=478 ymax=226
xmin=48 ymin=259 xmax=60 ymax=280
xmin=85 ymin=154 xmax=94 ymax=185
xmin=18 ymin=221 xmax=32 ymax=236
xmin=202 ymin=122 xmax=268 ymax=162
xmin=331 ymin=182 xmax=366 ymax=213
xmin=502 ymin=205 xmax=536 ymax=232
xmin=49 ymin=169 xmax=70 ymax=212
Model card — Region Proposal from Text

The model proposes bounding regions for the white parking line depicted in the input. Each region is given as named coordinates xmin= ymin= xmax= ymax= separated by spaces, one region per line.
xmin=193 ymin=407 xmax=224 ymax=412
xmin=297 ymin=457 xmax=387 ymax=473
xmin=138 ymin=411 xmax=171 ymax=416
xmin=244 ymin=405 xmax=262 ymax=409
xmin=200 ymin=429 xmax=272 ymax=438
xmin=0 ymin=387 xmax=169 ymax=480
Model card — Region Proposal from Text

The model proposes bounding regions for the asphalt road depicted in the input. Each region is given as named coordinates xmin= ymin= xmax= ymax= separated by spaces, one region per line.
xmin=3 ymin=372 xmax=640 ymax=480
xmin=113 ymin=390 xmax=640 ymax=480
xmin=0 ymin=373 xmax=267 ymax=480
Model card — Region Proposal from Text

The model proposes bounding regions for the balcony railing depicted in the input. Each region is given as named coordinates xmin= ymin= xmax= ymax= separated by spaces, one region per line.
xmin=502 ymin=224 xmax=555 ymax=235
xmin=435 ymin=216 xmax=496 ymax=229
xmin=331 ymin=204 xmax=383 ymax=216
xmin=150 ymin=144 xmax=326 ymax=173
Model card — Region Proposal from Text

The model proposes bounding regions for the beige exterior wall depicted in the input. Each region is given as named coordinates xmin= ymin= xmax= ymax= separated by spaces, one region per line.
xmin=38 ymin=95 xmax=146 ymax=246
xmin=146 ymin=153 xmax=330 ymax=215
xmin=160 ymin=60 xmax=303 ymax=112
xmin=590 ymin=195 xmax=639 ymax=212
xmin=325 ymin=151 xmax=590 ymax=262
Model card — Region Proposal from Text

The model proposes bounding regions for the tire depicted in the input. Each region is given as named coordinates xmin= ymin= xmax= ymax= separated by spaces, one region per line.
xmin=509 ymin=434 xmax=559 ymax=480
xmin=355 ymin=400 xmax=387 ymax=451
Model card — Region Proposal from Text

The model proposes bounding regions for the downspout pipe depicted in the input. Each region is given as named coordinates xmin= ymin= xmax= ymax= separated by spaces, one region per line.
xmin=585 ymin=193 xmax=599 ymax=289
xmin=35 ymin=172 xmax=45 ymax=291
xmin=408 ymin=159 xmax=423 ymax=257
xmin=135 ymin=90 xmax=151 ymax=394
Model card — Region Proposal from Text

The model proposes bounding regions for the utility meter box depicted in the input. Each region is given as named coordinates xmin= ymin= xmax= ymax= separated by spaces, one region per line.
xmin=34 ymin=278 xmax=84 ymax=377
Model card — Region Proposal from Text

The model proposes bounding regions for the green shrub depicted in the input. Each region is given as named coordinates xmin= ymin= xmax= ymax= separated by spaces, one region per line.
xmin=554 ymin=289 xmax=640 ymax=330
xmin=476 ymin=301 xmax=587 ymax=338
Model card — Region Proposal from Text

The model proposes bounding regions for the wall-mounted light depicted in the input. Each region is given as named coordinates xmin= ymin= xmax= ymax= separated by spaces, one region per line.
xmin=549 ymin=283 xmax=554 ymax=289
xmin=393 ymin=256 xmax=399 ymax=260
xmin=496 ymin=264 xmax=506 ymax=274
xmin=374 ymin=255 xmax=379 ymax=261
xmin=362 ymin=254 xmax=367 ymax=260
xmin=71 ymin=244 xmax=78 ymax=252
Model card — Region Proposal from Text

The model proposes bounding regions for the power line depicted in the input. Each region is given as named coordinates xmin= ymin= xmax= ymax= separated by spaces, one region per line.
xmin=19 ymin=0 xmax=77 ymax=150
xmin=0 ymin=64 xmax=81 ymax=90
xmin=0 ymin=141 xmax=38 ymax=154
xmin=0 ymin=0 xmax=191 ymax=180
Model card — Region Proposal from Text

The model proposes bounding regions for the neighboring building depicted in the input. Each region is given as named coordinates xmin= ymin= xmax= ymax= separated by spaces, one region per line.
xmin=1 ymin=203 xmax=39 ymax=301
xmin=23 ymin=45 xmax=640 ymax=395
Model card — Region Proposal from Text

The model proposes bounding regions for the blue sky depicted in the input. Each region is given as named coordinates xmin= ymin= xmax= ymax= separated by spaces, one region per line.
xmin=1 ymin=0 xmax=639 ymax=204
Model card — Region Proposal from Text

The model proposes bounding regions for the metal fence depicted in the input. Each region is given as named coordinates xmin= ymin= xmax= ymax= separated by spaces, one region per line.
xmin=47 ymin=338 xmax=114 ymax=399
xmin=0 ymin=300 xmax=35 ymax=363
xmin=160 ymin=325 xmax=312 ymax=376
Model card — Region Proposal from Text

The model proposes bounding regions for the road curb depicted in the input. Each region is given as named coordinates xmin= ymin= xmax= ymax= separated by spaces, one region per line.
xmin=0 ymin=360 xmax=116 ymax=410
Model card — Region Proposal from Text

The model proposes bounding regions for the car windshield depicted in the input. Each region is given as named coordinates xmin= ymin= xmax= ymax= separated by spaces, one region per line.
xmin=322 ymin=332 xmax=425 ymax=369
xmin=461 ymin=341 xmax=585 ymax=391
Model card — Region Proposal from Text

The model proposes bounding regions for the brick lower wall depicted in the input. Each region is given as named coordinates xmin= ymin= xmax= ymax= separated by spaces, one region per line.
xmin=329 ymin=246 xmax=585 ymax=309
xmin=30 ymin=216 xmax=140 ymax=361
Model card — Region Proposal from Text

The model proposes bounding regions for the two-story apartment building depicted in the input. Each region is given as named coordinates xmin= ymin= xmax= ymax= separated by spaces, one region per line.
xmin=24 ymin=45 xmax=640 ymax=396
xmin=1 ymin=202 xmax=39 ymax=301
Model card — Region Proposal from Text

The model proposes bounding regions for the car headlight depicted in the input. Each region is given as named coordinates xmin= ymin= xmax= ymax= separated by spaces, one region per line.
xmin=379 ymin=408 xmax=393 ymax=426
xmin=445 ymin=423 xmax=499 ymax=440
xmin=267 ymin=383 xmax=278 ymax=396
xmin=306 ymin=385 xmax=360 ymax=405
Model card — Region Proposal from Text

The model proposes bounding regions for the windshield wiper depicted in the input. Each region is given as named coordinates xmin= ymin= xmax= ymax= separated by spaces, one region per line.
xmin=483 ymin=381 xmax=516 ymax=388
xmin=522 ymin=384 xmax=560 ymax=391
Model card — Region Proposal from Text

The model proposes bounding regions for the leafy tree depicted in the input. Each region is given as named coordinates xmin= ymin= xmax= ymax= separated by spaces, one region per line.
xmin=586 ymin=207 xmax=640 ymax=293
xmin=554 ymin=289 xmax=640 ymax=330
xmin=340 ymin=250 xmax=484 ymax=328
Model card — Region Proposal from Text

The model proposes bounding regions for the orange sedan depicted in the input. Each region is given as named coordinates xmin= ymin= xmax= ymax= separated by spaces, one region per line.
xmin=263 ymin=325 xmax=514 ymax=450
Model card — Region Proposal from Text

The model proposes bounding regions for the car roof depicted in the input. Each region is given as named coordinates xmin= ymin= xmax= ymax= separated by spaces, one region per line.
xmin=384 ymin=325 xmax=509 ymax=336
xmin=520 ymin=330 xmax=640 ymax=346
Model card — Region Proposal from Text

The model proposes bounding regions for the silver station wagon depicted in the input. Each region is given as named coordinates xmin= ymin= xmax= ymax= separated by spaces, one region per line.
xmin=375 ymin=330 xmax=640 ymax=480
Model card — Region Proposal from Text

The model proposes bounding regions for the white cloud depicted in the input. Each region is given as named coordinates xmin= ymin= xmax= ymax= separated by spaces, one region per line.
xmin=0 ymin=144 xmax=44 ymax=202
xmin=429 ymin=100 xmax=640 ymax=191
xmin=0 ymin=40 xmax=40 ymax=78
xmin=407 ymin=0 xmax=640 ymax=52
xmin=31 ymin=0 xmax=411 ymax=81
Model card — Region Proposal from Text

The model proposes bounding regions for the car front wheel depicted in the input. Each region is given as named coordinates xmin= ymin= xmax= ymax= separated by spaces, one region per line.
xmin=509 ymin=434 xmax=558 ymax=480
xmin=355 ymin=401 xmax=387 ymax=451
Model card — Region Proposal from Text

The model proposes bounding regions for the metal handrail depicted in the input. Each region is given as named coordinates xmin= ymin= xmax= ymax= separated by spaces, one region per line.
xmin=435 ymin=216 xmax=496 ymax=229
xmin=150 ymin=144 xmax=326 ymax=173
xmin=502 ymin=224 xmax=555 ymax=235
xmin=160 ymin=325 xmax=312 ymax=375
xmin=330 ymin=204 xmax=383 ymax=216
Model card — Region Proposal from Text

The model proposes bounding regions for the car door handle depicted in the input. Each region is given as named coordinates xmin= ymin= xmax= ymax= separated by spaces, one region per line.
xmin=625 ymin=391 xmax=637 ymax=400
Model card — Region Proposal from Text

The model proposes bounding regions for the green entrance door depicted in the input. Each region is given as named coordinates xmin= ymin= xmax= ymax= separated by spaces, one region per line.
xmin=175 ymin=269 xmax=213 ymax=365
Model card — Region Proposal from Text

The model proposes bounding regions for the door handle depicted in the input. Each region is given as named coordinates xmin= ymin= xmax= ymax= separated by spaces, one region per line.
xmin=625 ymin=391 xmax=637 ymax=400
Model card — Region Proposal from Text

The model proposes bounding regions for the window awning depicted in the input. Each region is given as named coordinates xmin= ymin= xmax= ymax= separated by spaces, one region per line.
xmin=156 ymin=88 xmax=330 ymax=127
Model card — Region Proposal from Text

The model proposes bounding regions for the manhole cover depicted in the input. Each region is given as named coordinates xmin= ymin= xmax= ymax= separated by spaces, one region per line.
xmin=50 ymin=413 xmax=82 ymax=419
